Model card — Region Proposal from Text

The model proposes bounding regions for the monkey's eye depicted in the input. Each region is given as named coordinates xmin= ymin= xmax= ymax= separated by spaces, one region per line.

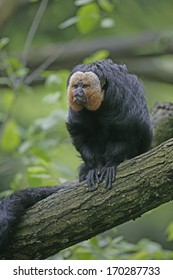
xmin=83 ymin=84 xmax=90 ymax=88
xmin=72 ymin=84 xmax=78 ymax=89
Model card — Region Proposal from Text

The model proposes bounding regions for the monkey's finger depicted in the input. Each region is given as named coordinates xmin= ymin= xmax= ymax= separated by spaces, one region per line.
xmin=99 ymin=167 xmax=107 ymax=182
xmin=95 ymin=168 xmax=101 ymax=182
xmin=105 ymin=166 xmax=116 ymax=189
xmin=97 ymin=165 xmax=102 ymax=177
xmin=86 ymin=170 xmax=98 ymax=191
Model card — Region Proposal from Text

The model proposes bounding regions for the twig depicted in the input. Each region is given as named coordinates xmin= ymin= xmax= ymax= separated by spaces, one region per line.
xmin=24 ymin=40 xmax=77 ymax=85
xmin=24 ymin=47 xmax=65 ymax=85
xmin=21 ymin=0 xmax=49 ymax=67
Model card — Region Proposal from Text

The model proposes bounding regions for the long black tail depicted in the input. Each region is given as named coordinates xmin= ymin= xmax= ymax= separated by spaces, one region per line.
xmin=0 ymin=185 xmax=62 ymax=251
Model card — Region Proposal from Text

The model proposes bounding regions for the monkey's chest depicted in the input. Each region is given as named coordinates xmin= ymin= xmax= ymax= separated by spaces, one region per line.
xmin=84 ymin=122 xmax=110 ymax=147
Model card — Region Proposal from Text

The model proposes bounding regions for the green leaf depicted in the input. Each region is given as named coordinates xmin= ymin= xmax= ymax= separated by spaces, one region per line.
xmin=59 ymin=17 xmax=78 ymax=29
xmin=10 ymin=173 xmax=23 ymax=190
xmin=83 ymin=50 xmax=109 ymax=63
xmin=166 ymin=222 xmax=173 ymax=241
xmin=27 ymin=176 xmax=43 ymax=187
xmin=15 ymin=67 xmax=29 ymax=78
xmin=75 ymin=0 xmax=93 ymax=6
xmin=27 ymin=167 xmax=51 ymax=187
xmin=98 ymin=0 xmax=114 ymax=12
xmin=31 ymin=146 xmax=51 ymax=161
xmin=3 ymin=57 xmax=29 ymax=78
xmin=43 ymin=92 xmax=61 ymax=105
xmin=27 ymin=166 xmax=47 ymax=175
xmin=0 ymin=37 xmax=10 ymax=50
xmin=0 ymin=120 xmax=21 ymax=152
xmin=100 ymin=18 xmax=115 ymax=28
xmin=5 ymin=57 xmax=22 ymax=69
xmin=45 ymin=74 xmax=61 ymax=91
xmin=77 ymin=3 xmax=101 ymax=34
xmin=2 ymin=92 xmax=15 ymax=111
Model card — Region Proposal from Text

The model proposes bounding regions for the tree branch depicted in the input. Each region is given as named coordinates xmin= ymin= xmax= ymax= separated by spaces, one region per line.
xmin=1 ymin=102 xmax=173 ymax=260
xmin=24 ymin=31 xmax=173 ymax=84
xmin=22 ymin=0 xmax=49 ymax=66
xmin=1 ymin=139 xmax=173 ymax=259
xmin=151 ymin=102 xmax=173 ymax=147
xmin=1 ymin=31 xmax=173 ymax=85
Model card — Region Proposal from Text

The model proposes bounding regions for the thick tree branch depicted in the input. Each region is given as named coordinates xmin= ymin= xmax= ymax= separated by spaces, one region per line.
xmin=151 ymin=102 xmax=173 ymax=147
xmin=1 ymin=102 xmax=173 ymax=260
xmin=1 ymin=138 xmax=173 ymax=259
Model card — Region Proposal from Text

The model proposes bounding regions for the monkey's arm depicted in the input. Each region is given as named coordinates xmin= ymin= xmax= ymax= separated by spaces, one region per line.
xmin=72 ymin=134 xmax=101 ymax=188
xmin=67 ymin=125 xmax=103 ymax=189
xmin=78 ymin=142 xmax=111 ymax=190
xmin=101 ymin=141 xmax=137 ymax=189
xmin=0 ymin=185 xmax=62 ymax=251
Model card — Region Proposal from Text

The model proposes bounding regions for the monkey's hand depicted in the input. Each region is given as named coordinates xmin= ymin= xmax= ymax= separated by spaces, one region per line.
xmin=79 ymin=163 xmax=116 ymax=190
xmin=86 ymin=168 xmax=102 ymax=191
xmin=100 ymin=166 xmax=116 ymax=189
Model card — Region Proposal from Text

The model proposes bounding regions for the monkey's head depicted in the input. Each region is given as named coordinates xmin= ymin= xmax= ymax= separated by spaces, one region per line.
xmin=67 ymin=71 xmax=105 ymax=111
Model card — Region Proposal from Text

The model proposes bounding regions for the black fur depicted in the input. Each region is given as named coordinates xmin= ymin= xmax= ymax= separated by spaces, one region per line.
xmin=0 ymin=186 xmax=61 ymax=252
xmin=67 ymin=59 xmax=153 ymax=189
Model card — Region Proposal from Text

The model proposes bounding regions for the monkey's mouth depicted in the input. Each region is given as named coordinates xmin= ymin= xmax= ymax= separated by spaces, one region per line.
xmin=73 ymin=96 xmax=87 ymax=106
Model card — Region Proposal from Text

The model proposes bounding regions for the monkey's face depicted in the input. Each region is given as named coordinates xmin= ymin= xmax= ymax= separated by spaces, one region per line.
xmin=67 ymin=71 xmax=104 ymax=111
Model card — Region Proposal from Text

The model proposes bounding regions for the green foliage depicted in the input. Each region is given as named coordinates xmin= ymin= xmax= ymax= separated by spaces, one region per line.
xmin=98 ymin=0 xmax=115 ymax=12
xmin=83 ymin=49 xmax=109 ymax=63
xmin=166 ymin=222 xmax=173 ymax=242
xmin=2 ymin=57 xmax=29 ymax=81
xmin=0 ymin=37 xmax=10 ymax=50
xmin=0 ymin=120 xmax=21 ymax=153
xmin=57 ymin=234 xmax=173 ymax=260
xmin=75 ymin=0 xmax=94 ymax=6
xmin=76 ymin=3 xmax=101 ymax=34
xmin=59 ymin=17 xmax=78 ymax=30
xmin=59 ymin=0 xmax=115 ymax=34
xmin=0 ymin=55 xmax=76 ymax=189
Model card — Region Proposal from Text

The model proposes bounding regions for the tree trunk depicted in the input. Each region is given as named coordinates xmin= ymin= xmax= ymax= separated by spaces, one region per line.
xmin=151 ymin=102 xmax=173 ymax=147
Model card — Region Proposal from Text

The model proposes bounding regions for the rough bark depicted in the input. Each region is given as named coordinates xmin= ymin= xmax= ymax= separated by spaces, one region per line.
xmin=151 ymin=102 xmax=173 ymax=147
xmin=1 ymin=102 xmax=173 ymax=259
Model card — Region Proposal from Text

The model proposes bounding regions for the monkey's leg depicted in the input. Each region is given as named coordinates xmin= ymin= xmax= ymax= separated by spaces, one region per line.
xmin=76 ymin=141 xmax=103 ymax=190
xmin=79 ymin=163 xmax=91 ymax=182
xmin=70 ymin=130 xmax=103 ymax=189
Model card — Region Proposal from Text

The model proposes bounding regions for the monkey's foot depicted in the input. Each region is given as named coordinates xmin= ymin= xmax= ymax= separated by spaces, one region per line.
xmin=79 ymin=174 xmax=87 ymax=182
xmin=86 ymin=169 xmax=101 ymax=191
xmin=100 ymin=166 xmax=116 ymax=189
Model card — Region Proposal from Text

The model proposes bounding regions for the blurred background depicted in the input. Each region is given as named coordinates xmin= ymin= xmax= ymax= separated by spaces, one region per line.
xmin=0 ymin=0 xmax=173 ymax=259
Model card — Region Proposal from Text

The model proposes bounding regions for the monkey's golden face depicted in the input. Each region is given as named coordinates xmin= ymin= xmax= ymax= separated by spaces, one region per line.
xmin=67 ymin=71 xmax=104 ymax=111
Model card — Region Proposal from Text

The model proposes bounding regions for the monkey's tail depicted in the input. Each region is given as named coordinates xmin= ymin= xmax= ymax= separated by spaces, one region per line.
xmin=0 ymin=185 xmax=62 ymax=251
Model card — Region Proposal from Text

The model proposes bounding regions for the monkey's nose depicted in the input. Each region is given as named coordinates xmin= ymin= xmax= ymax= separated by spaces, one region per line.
xmin=73 ymin=92 xmax=87 ymax=105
